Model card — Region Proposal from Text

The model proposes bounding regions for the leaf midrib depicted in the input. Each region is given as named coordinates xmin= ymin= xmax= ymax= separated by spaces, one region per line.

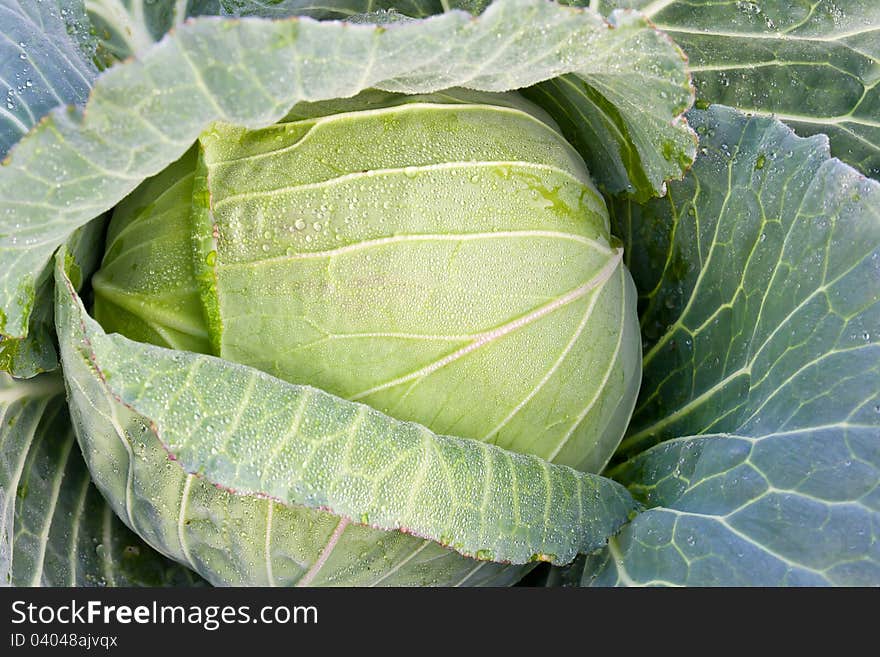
xmin=211 ymin=160 xmax=596 ymax=210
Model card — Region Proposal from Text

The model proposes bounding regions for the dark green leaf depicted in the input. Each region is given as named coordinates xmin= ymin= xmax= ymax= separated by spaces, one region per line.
xmin=0 ymin=0 xmax=97 ymax=157
xmin=583 ymin=105 xmax=880 ymax=586
xmin=593 ymin=0 xmax=880 ymax=179
xmin=0 ymin=372 xmax=204 ymax=586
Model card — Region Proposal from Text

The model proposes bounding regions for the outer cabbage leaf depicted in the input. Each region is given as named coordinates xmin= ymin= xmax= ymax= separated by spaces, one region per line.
xmin=581 ymin=105 xmax=880 ymax=586
xmin=0 ymin=372 xmax=204 ymax=586
xmin=0 ymin=0 xmax=691 ymax=351
xmin=446 ymin=1 xmax=697 ymax=198
xmin=0 ymin=0 xmax=97 ymax=157
xmin=592 ymin=0 xmax=880 ymax=180
xmin=0 ymin=0 xmax=104 ymax=376
xmin=83 ymin=0 xmax=443 ymax=62
xmin=205 ymin=0 xmax=440 ymax=18
xmin=0 ymin=218 xmax=104 ymax=378
xmin=587 ymin=431 xmax=878 ymax=585
xmin=521 ymin=11 xmax=696 ymax=200
xmin=55 ymin=255 xmax=636 ymax=584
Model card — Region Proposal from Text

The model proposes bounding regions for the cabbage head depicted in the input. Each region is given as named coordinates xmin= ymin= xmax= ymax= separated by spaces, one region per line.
xmin=57 ymin=89 xmax=641 ymax=585
xmin=92 ymin=90 xmax=641 ymax=473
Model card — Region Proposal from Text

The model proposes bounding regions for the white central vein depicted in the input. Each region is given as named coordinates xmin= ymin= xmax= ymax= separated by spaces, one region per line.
xmin=67 ymin=475 xmax=91 ymax=586
xmin=351 ymin=249 xmax=623 ymax=401
xmin=0 ymin=402 xmax=37 ymax=576
xmin=454 ymin=561 xmax=489 ymax=587
xmin=30 ymin=432 xmax=74 ymax=586
xmin=220 ymin=231 xmax=612 ymax=269
xmin=297 ymin=517 xmax=350 ymax=587
xmin=481 ymin=263 xmax=609 ymax=442
xmin=639 ymin=0 xmax=677 ymax=16
xmin=662 ymin=25 xmax=880 ymax=43
xmin=101 ymin=506 xmax=115 ymax=587
xmin=107 ymin=401 xmax=136 ymax=530
xmin=606 ymin=537 xmax=638 ymax=587
xmin=213 ymin=160 xmax=591 ymax=209
xmin=212 ymin=104 xmax=573 ymax=167
xmin=177 ymin=474 xmax=196 ymax=571
xmin=265 ymin=501 xmax=276 ymax=587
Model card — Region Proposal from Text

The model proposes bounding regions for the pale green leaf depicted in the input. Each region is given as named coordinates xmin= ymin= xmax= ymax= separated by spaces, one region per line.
xmin=84 ymin=0 xmax=443 ymax=62
xmin=55 ymin=253 xmax=636 ymax=583
xmin=446 ymin=1 xmax=698 ymax=197
xmin=92 ymin=94 xmax=640 ymax=473
xmin=522 ymin=10 xmax=696 ymax=200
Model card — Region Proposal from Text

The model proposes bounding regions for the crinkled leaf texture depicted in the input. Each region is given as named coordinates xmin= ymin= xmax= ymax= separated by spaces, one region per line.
xmin=88 ymin=0 xmax=698 ymax=196
xmin=83 ymin=0 xmax=443 ymax=62
xmin=55 ymin=257 xmax=636 ymax=585
xmin=84 ymin=0 xmax=444 ymax=63
xmin=0 ymin=0 xmax=101 ymax=376
xmin=0 ymin=372 xmax=203 ymax=586
xmin=0 ymin=0 xmax=691 ymax=351
xmin=593 ymin=0 xmax=880 ymax=180
xmin=446 ymin=0 xmax=697 ymax=198
xmin=579 ymin=105 xmax=880 ymax=586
